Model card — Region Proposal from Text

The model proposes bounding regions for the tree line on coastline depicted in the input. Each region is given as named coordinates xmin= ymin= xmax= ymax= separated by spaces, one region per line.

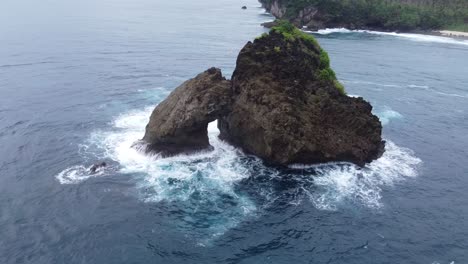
xmin=260 ymin=0 xmax=468 ymax=31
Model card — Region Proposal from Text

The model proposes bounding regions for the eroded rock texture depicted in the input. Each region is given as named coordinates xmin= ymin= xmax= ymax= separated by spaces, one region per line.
xmin=218 ymin=30 xmax=384 ymax=166
xmin=143 ymin=68 xmax=231 ymax=156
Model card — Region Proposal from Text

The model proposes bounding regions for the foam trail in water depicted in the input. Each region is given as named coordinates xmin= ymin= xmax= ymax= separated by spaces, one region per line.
xmin=407 ymin=84 xmax=429 ymax=89
xmin=56 ymin=165 xmax=105 ymax=184
xmin=308 ymin=28 xmax=468 ymax=46
xmin=342 ymin=80 xmax=403 ymax=88
xmin=435 ymin=91 xmax=468 ymax=99
xmin=343 ymin=80 xmax=467 ymax=99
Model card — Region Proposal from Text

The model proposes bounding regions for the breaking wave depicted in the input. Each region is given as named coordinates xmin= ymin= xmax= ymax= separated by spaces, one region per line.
xmin=311 ymin=28 xmax=354 ymax=34
xmin=294 ymin=141 xmax=421 ymax=210
xmin=375 ymin=108 xmax=403 ymax=125
xmin=81 ymin=108 xmax=257 ymax=241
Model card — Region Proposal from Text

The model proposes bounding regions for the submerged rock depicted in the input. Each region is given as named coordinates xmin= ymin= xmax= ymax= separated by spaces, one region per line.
xmin=89 ymin=161 xmax=106 ymax=174
xmin=143 ymin=68 xmax=231 ymax=156
xmin=143 ymin=22 xmax=384 ymax=166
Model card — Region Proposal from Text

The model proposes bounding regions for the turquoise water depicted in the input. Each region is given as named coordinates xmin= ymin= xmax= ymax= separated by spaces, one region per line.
xmin=1 ymin=0 xmax=467 ymax=263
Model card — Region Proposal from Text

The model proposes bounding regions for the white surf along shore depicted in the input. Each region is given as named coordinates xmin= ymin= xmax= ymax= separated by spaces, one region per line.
xmin=305 ymin=27 xmax=468 ymax=46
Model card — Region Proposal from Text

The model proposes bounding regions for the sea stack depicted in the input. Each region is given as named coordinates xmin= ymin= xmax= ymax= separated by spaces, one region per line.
xmin=142 ymin=21 xmax=385 ymax=166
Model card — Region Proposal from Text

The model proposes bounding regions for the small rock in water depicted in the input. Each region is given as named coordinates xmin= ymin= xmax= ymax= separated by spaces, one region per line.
xmin=241 ymin=6 xmax=247 ymax=10
xmin=89 ymin=162 xmax=107 ymax=174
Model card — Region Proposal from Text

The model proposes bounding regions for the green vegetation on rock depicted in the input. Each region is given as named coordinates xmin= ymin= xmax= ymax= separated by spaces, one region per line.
xmin=271 ymin=20 xmax=319 ymax=47
xmin=319 ymin=48 xmax=330 ymax=68
xmin=316 ymin=47 xmax=345 ymax=95
xmin=317 ymin=67 xmax=336 ymax=81
xmin=255 ymin=32 xmax=269 ymax=40
xmin=260 ymin=21 xmax=346 ymax=95
xmin=334 ymin=80 xmax=346 ymax=95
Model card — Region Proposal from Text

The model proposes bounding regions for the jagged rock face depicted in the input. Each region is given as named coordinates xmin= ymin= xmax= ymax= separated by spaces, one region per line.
xmin=143 ymin=68 xmax=231 ymax=156
xmin=260 ymin=0 xmax=321 ymax=29
xmin=218 ymin=32 xmax=384 ymax=166
xmin=267 ymin=0 xmax=287 ymax=19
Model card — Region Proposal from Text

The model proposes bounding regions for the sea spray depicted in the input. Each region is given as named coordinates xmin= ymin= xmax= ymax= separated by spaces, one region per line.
xmin=375 ymin=107 xmax=403 ymax=125
xmin=299 ymin=141 xmax=421 ymax=210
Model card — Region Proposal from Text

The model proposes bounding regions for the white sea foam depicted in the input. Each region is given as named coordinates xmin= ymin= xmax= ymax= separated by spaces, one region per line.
xmin=310 ymin=28 xmax=468 ymax=46
xmin=96 ymin=109 xmax=252 ymax=193
xmin=347 ymin=81 xmax=429 ymax=89
xmin=368 ymin=31 xmax=468 ymax=46
xmin=375 ymin=108 xmax=403 ymax=125
xmin=435 ymin=91 xmax=468 ymax=99
xmin=57 ymin=103 xmax=420 ymax=222
xmin=311 ymin=28 xmax=352 ymax=34
xmin=84 ymin=108 xmax=256 ymax=239
xmin=408 ymin=84 xmax=429 ymax=89
xmin=343 ymin=80 xmax=467 ymax=100
xmin=297 ymin=141 xmax=421 ymax=210
xmin=341 ymin=80 xmax=403 ymax=88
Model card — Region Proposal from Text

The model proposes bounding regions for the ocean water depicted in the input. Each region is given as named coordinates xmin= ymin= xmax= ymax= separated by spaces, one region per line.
xmin=1 ymin=0 xmax=467 ymax=263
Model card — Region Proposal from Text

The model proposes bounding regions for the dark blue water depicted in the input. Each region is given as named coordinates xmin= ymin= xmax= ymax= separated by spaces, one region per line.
xmin=1 ymin=0 xmax=468 ymax=263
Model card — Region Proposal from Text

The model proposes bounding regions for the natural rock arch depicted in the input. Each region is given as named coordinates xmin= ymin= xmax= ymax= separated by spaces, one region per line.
xmin=142 ymin=68 xmax=231 ymax=156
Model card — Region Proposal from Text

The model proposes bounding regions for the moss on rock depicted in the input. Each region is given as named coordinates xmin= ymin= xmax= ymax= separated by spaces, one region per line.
xmin=271 ymin=20 xmax=319 ymax=47
xmin=259 ymin=21 xmax=345 ymax=94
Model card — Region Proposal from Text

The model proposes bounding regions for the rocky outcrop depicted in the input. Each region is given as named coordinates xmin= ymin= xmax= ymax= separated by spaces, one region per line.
xmin=218 ymin=24 xmax=384 ymax=166
xmin=142 ymin=22 xmax=385 ymax=166
xmin=142 ymin=68 xmax=231 ymax=156
xmin=260 ymin=0 xmax=321 ymax=30
xmin=266 ymin=0 xmax=286 ymax=19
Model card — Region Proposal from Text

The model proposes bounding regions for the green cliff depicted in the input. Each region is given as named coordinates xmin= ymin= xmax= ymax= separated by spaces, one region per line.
xmin=259 ymin=0 xmax=468 ymax=32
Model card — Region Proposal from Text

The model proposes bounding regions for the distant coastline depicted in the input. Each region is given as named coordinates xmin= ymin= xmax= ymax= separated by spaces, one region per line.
xmin=262 ymin=21 xmax=468 ymax=41
xmin=258 ymin=0 xmax=468 ymax=34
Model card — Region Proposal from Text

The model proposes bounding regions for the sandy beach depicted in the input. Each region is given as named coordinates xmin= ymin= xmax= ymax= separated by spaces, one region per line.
xmin=438 ymin=30 xmax=468 ymax=39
